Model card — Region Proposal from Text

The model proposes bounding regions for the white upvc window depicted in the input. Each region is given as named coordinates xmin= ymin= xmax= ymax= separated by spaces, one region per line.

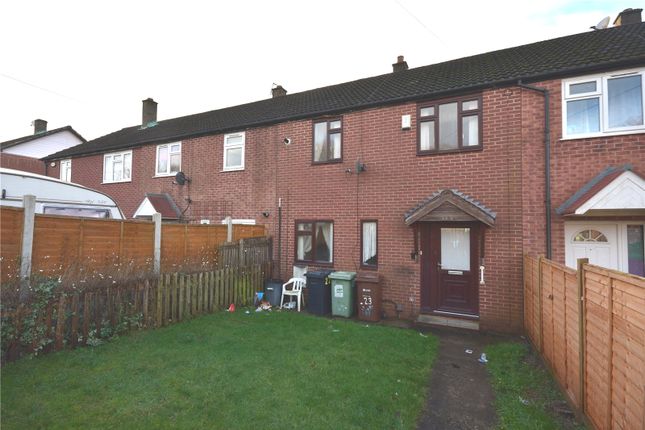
xmin=156 ymin=142 xmax=181 ymax=176
xmin=562 ymin=68 xmax=645 ymax=139
xmin=103 ymin=150 xmax=132 ymax=183
xmin=60 ymin=159 xmax=72 ymax=182
xmin=223 ymin=132 xmax=245 ymax=171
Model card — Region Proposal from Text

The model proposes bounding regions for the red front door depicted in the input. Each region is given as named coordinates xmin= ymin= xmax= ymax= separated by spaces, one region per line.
xmin=420 ymin=223 xmax=480 ymax=316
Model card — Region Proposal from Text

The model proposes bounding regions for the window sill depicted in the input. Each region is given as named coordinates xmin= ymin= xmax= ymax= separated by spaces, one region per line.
xmin=101 ymin=179 xmax=132 ymax=184
xmin=153 ymin=174 xmax=178 ymax=178
xmin=311 ymin=159 xmax=343 ymax=166
xmin=360 ymin=264 xmax=378 ymax=271
xmin=294 ymin=260 xmax=333 ymax=267
xmin=221 ymin=167 xmax=244 ymax=173
xmin=417 ymin=146 xmax=482 ymax=156
xmin=560 ymin=128 xmax=645 ymax=141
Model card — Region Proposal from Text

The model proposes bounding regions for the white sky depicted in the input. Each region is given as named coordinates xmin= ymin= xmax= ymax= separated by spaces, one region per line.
xmin=0 ymin=0 xmax=637 ymax=142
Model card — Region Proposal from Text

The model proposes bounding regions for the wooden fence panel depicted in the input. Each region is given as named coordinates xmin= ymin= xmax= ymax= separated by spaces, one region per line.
xmin=121 ymin=222 xmax=155 ymax=274
xmin=0 ymin=207 xmax=23 ymax=283
xmin=524 ymin=255 xmax=645 ymax=430
xmin=32 ymin=215 xmax=82 ymax=278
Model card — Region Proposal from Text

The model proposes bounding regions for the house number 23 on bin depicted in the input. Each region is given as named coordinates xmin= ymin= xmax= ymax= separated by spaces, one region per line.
xmin=334 ymin=284 xmax=344 ymax=298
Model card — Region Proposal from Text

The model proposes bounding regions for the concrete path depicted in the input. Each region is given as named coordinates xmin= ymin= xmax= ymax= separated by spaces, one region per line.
xmin=417 ymin=327 xmax=499 ymax=430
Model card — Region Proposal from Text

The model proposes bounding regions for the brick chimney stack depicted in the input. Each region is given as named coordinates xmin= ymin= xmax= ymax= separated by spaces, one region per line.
xmin=33 ymin=119 xmax=47 ymax=134
xmin=613 ymin=8 xmax=642 ymax=26
xmin=142 ymin=98 xmax=158 ymax=128
xmin=392 ymin=55 xmax=409 ymax=73
xmin=272 ymin=85 xmax=287 ymax=98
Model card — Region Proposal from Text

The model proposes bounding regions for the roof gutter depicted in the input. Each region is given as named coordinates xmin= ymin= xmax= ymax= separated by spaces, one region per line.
xmin=518 ymin=81 xmax=551 ymax=259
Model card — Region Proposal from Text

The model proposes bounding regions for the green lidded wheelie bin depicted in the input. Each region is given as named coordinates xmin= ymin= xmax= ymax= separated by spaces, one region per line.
xmin=329 ymin=271 xmax=356 ymax=318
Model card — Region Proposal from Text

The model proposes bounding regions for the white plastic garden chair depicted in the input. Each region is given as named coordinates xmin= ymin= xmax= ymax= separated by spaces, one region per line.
xmin=280 ymin=277 xmax=306 ymax=312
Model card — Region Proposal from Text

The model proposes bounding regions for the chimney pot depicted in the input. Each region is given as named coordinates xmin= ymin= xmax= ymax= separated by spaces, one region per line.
xmin=272 ymin=85 xmax=287 ymax=98
xmin=33 ymin=119 xmax=47 ymax=134
xmin=142 ymin=98 xmax=158 ymax=128
xmin=613 ymin=8 xmax=642 ymax=26
xmin=392 ymin=55 xmax=409 ymax=73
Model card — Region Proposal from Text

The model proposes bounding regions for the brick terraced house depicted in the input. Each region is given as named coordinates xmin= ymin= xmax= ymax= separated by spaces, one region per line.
xmin=44 ymin=10 xmax=645 ymax=332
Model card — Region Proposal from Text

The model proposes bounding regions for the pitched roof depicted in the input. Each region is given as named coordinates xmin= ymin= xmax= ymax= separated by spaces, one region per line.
xmin=47 ymin=23 xmax=645 ymax=160
xmin=133 ymin=193 xmax=182 ymax=220
xmin=404 ymin=189 xmax=496 ymax=226
xmin=556 ymin=164 xmax=643 ymax=215
xmin=1 ymin=126 xmax=86 ymax=151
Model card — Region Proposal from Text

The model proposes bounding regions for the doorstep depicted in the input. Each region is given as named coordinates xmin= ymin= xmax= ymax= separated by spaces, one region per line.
xmin=416 ymin=313 xmax=479 ymax=331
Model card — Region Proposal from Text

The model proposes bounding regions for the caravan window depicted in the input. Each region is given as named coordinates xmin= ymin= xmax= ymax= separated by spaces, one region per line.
xmin=43 ymin=207 xmax=110 ymax=218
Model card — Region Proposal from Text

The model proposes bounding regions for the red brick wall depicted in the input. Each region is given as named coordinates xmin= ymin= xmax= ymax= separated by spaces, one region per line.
xmin=519 ymin=79 xmax=645 ymax=264
xmin=1 ymin=153 xmax=46 ymax=175
xmin=47 ymin=77 xmax=645 ymax=333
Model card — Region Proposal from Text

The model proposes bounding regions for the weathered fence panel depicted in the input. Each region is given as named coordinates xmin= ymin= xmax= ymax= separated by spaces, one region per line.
xmin=1 ymin=263 xmax=270 ymax=362
xmin=524 ymin=255 xmax=645 ymax=430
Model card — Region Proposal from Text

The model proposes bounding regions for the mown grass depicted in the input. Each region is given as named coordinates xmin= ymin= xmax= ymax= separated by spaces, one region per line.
xmin=2 ymin=311 xmax=437 ymax=430
xmin=485 ymin=342 xmax=586 ymax=430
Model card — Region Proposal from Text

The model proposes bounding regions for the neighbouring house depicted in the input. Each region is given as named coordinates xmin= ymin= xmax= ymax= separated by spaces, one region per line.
xmin=44 ymin=9 xmax=645 ymax=332
xmin=0 ymin=119 xmax=86 ymax=176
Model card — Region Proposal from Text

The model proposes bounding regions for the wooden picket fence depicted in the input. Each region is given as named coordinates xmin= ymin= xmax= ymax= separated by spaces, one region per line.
xmin=2 ymin=263 xmax=270 ymax=362
xmin=524 ymin=255 xmax=645 ymax=430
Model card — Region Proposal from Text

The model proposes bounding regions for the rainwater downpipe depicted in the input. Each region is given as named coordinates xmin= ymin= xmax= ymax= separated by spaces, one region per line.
xmin=517 ymin=81 xmax=552 ymax=259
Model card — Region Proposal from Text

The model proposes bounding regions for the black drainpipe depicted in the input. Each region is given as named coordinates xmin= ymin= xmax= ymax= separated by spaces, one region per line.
xmin=517 ymin=81 xmax=552 ymax=259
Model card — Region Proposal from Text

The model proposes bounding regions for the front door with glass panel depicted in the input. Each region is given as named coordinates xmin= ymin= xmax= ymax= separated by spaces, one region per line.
xmin=421 ymin=223 xmax=479 ymax=316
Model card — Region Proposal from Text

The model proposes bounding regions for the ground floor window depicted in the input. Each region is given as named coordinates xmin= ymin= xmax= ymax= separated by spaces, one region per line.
xmin=361 ymin=221 xmax=377 ymax=267
xmin=295 ymin=221 xmax=333 ymax=264
xmin=565 ymin=221 xmax=645 ymax=276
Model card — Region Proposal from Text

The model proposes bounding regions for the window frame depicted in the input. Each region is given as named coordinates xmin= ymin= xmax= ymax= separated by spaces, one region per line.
xmin=223 ymin=132 xmax=245 ymax=172
xmin=312 ymin=118 xmax=343 ymax=164
xmin=360 ymin=220 xmax=378 ymax=269
xmin=102 ymin=150 xmax=133 ymax=184
xmin=562 ymin=68 xmax=645 ymax=139
xmin=294 ymin=220 xmax=334 ymax=265
xmin=59 ymin=159 xmax=72 ymax=182
xmin=417 ymin=94 xmax=483 ymax=155
xmin=155 ymin=142 xmax=182 ymax=177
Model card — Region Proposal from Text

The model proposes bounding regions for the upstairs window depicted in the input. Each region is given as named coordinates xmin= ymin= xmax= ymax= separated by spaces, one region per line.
xmin=295 ymin=221 xmax=333 ymax=264
xmin=60 ymin=159 xmax=72 ymax=182
xmin=563 ymin=69 xmax=645 ymax=138
xmin=156 ymin=142 xmax=181 ymax=176
xmin=223 ymin=132 xmax=245 ymax=171
xmin=103 ymin=150 xmax=132 ymax=183
xmin=418 ymin=95 xmax=482 ymax=154
xmin=313 ymin=119 xmax=342 ymax=163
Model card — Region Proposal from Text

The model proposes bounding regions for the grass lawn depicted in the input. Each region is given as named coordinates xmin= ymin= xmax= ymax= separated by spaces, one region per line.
xmin=2 ymin=310 xmax=438 ymax=430
xmin=485 ymin=342 xmax=586 ymax=430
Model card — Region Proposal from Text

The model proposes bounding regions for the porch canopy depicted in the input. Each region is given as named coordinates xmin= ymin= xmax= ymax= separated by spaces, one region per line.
xmin=404 ymin=189 xmax=496 ymax=226
xmin=556 ymin=165 xmax=645 ymax=217
xmin=133 ymin=193 xmax=182 ymax=220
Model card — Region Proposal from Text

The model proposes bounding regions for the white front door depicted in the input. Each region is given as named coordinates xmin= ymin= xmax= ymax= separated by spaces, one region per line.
xmin=564 ymin=222 xmax=645 ymax=275
xmin=565 ymin=223 xmax=618 ymax=270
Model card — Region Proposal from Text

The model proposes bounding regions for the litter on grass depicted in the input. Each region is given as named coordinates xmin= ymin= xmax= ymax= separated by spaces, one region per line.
xmin=465 ymin=349 xmax=473 ymax=354
xmin=519 ymin=396 xmax=530 ymax=405
xmin=419 ymin=332 xmax=428 ymax=338
xmin=255 ymin=299 xmax=273 ymax=312
xmin=478 ymin=353 xmax=488 ymax=364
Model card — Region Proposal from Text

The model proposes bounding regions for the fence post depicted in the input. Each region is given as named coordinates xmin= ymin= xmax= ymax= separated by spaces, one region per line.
xmin=537 ymin=255 xmax=543 ymax=353
xmin=153 ymin=213 xmax=161 ymax=276
xmin=605 ymin=276 xmax=614 ymax=430
xmin=576 ymin=257 xmax=588 ymax=413
xmin=226 ymin=216 xmax=233 ymax=242
xmin=19 ymin=195 xmax=36 ymax=303
xmin=239 ymin=238 xmax=245 ymax=270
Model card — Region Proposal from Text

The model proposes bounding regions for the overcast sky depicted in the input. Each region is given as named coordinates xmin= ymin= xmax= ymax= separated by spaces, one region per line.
xmin=0 ymin=0 xmax=637 ymax=142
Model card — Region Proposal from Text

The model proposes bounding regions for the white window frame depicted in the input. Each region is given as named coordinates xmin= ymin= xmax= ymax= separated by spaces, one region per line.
xmin=103 ymin=150 xmax=133 ymax=183
xmin=155 ymin=142 xmax=181 ymax=176
xmin=59 ymin=159 xmax=72 ymax=182
xmin=223 ymin=132 xmax=245 ymax=171
xmin=562 ymin=68 xmax=645 ymax=140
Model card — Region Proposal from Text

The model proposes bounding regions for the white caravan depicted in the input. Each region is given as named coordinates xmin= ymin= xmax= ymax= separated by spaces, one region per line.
xmin=0 ymin=168 xmax=124 ymax=219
